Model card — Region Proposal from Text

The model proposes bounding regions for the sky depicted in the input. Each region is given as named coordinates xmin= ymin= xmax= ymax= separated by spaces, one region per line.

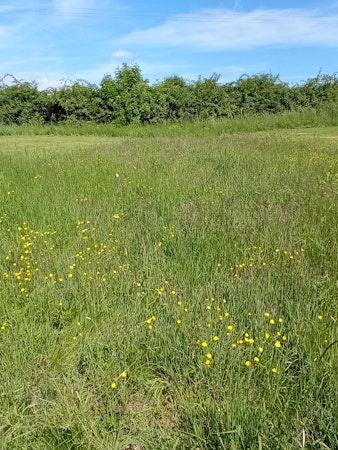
xmin=1 ymin=0 xmax=338 ymax=89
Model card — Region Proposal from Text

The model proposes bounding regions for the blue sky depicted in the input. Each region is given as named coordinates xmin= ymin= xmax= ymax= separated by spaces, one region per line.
xmin=1 ymin=0 xmax=338 ymax=89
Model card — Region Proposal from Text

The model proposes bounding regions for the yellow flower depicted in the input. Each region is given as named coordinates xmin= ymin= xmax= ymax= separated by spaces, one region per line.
xmin=254 ymin=357 xmax=260 ymax=363
xmin=205 ymin=353 xmax=213 ymax=360
xmin=213 ymin=336 xmax=219 ymax=342
xmin=275 ymin=340 xmax=282 ymax=348
xmin=227 ymin=325 xmax=233 ymax=331
xmin=176 ymin=319 xmax=182 ymax=325
xmin=265 ymin=332 xmax=270 ymax=339
xmin=205 ymin=359 xmax=212 ymax=366
xmin=269 ymin=319 xmax=276 ymax=325
xmin=121 ymin=371 xmax=127 ymax=378
xmin=201 ymin=341 xmax=208 ymax=348
xmin=258 ymin=347 xmax=264 ymax=353
xmin=245 ymin=360 xmax=252 ymax=367
xmin=318 ymin=315 xmax=323 ymax=321
xmin=271 ymin=368 xmax=278 ymax=374
xmin=111 ymin=382 xmax=117 ymax=389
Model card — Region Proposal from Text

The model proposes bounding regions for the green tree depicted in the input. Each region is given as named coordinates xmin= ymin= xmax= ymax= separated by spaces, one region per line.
xmin=46 ymin=80 xmax=101 ymax=123
xmin=153 ymin=76 xmax=194 ymax=120
xmin=232 ymin=74 xmax=291 ymax=115
xmin=192 ymin=74 xmax=233 ymax=119
xmin=101 ymin=64 xmax=164 ymax=124
xmin=0 ymin=75 xmax=42 ymax=124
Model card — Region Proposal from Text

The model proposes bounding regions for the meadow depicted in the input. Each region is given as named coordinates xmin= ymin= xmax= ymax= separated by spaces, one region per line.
xmin=0 ymin=118 xmax=337 ymax=449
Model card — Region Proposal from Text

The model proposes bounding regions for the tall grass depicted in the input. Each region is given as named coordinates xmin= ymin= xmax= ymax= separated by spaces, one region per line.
xmin=0 ymin=123 xmax=337 ymax=449
xmin=0 ymin=105 xmax=338 ymax=137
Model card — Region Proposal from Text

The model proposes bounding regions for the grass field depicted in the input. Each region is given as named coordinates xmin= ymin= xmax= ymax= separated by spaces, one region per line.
xmin=0 ymin=121 xmax=337 ymax=449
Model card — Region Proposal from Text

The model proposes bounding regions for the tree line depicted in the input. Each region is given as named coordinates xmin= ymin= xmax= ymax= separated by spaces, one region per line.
xmin=1 ymin=64 xmax=337 ymax=125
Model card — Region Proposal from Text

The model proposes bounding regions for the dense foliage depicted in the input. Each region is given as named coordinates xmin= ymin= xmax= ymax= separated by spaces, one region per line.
xmin=1 ymin=66 xmax=337 ymax=125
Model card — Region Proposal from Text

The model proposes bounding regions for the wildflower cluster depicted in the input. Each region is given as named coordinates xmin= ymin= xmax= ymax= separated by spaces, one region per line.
xmin=1 ymin=217 xmax=132 ymax=346
xmin=111 ymin=371 xmax=128 ymax=390
xmin=144 ymin=283 xmax=295 ymax=378
xmin=1 ymin=321 xmax=9 ymax=331
xmin=2 ymin=223 xmax=57 ymax=296
xmin=226 ymin=245 xmax=305 ymax=279
xmin=156 ymin=226 xmax=176 ymax=248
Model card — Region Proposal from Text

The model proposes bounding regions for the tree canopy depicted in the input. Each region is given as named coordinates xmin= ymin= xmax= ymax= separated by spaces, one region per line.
xmin=1 ymin=65 xmax=337 ymax=125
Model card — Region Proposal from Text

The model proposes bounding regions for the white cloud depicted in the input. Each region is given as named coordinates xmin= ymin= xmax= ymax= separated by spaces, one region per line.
xmin=35 ymin=77 xmax=65 ymax=90
xmin=118 ymin=8 xmax=338 ymax=50
xmin=112 ymin=49 xmax=133 ymax=59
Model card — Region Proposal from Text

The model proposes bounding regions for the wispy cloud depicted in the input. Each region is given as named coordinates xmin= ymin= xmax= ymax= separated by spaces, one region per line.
xmin=112 ymin=49 xmax=133 ymax=59
xmin=118 ymin=8 xmax=338 ymax=50
xmin=0 ymin=24 xmax=11 ymax=39
xmin=53 ymin=0 xmax=94 ymax=14
xmin=2 ymin=2 xmax=338 ymax=88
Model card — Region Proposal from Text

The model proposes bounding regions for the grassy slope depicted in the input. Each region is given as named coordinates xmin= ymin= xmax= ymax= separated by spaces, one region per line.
xmin=0 ymin=124 xmax=337 ymax=449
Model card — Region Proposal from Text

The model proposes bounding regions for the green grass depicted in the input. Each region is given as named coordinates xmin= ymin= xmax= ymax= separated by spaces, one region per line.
xmin=0 ymin=122 xmax=337 ymax=449
xmin=1 ymin=105 xmax=338 ymax=137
